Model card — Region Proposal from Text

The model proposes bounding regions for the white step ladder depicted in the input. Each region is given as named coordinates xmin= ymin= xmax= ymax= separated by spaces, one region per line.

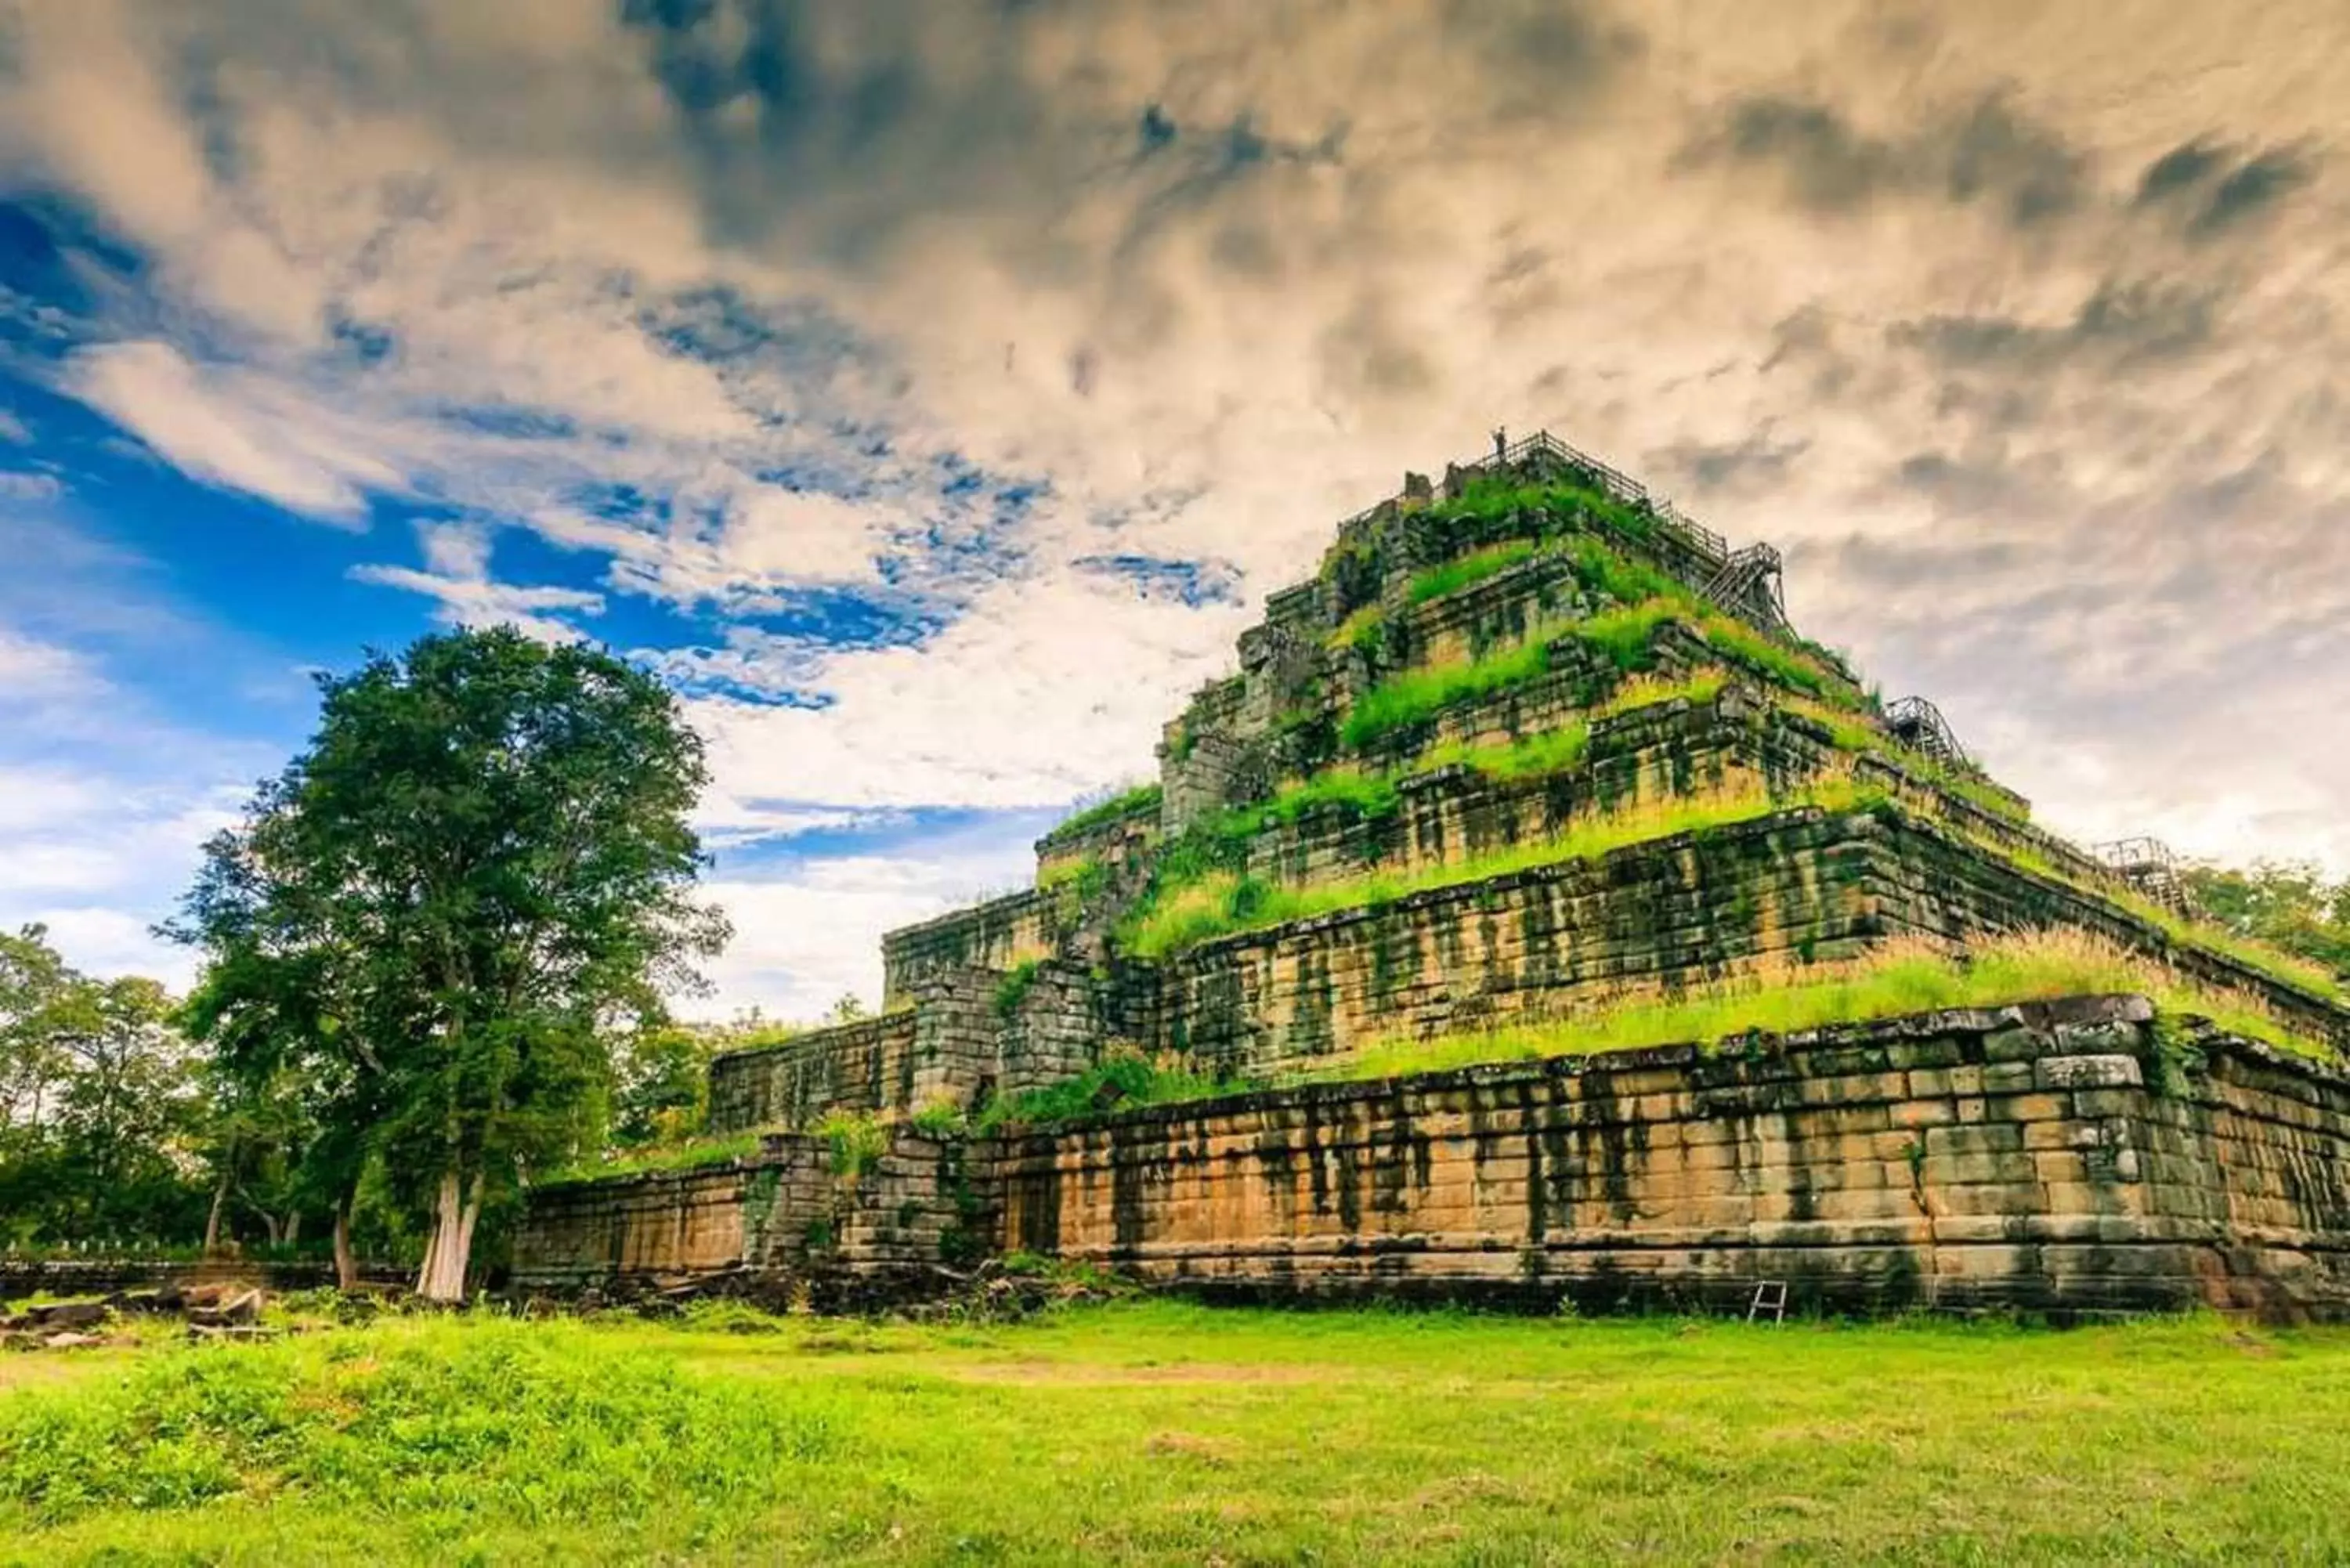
xmin=1748 ymin=1281 xmax=1788 ymax=1324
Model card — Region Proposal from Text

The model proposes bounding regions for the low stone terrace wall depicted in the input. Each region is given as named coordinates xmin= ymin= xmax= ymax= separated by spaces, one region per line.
xmin=1243 ymin=685 xmax=1835 ymax=888
xmin=989 ymin=999 xmax=2350 ymax=1321
xmin=512 ymin=1000 xmax=2348 ymax=1321
xmin=1148 ymin=804 xmax=2350 ymax=1080
xmin=513 ymin=1131 xmax=973 ymax=1302
xmin=883 ymin=890 xmax=1063 ymax=1006
xmin=709 ymin=1010 xmax=923 ymax=1132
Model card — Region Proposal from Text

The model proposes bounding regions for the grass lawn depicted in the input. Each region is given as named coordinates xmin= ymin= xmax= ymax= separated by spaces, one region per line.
xmin=5 ymin=1302 xmax=2349 ymax=1564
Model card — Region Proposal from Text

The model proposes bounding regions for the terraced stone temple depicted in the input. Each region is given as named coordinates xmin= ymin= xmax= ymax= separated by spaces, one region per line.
xmin=517 ymin=433 xmax=2350 ymax=1319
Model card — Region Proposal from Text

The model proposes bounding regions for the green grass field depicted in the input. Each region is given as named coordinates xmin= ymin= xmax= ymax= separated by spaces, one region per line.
xmin=5 ymin=1302 xmax=2350 ymax=1564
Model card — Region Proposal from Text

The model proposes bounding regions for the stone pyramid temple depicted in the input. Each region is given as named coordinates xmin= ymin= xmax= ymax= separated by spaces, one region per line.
xmin=519 ymin=432 xmax=2350 ymax=1319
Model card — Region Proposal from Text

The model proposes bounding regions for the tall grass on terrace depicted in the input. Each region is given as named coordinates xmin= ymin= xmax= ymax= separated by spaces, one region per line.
xmin=1282 ymin=928 xmax=2334 ymax=1086
xmin=1416 ymin=668 xmax=1730 ymax=782
xmin=1405 ymin=540 xmax=1539 ymax=605
xmin=1340 ymin=632 xmax=1557 ymax=750
xmin=1121 ymin=772 xmax=1885 ymax=959
xmin=972 ymin=1048 xmax=1235 ymax=1133
xmin=539 ymin=1131 xmax=764 ymax=1188
xmin=1895 ymin=794 xmax=2349 ymax=1007
xmin=1340 ymin=557 xmax=1860 ymax=755
xmin=1045 ymin=781 xmax=1162 ymax=841
xmin=1781 ymin=695 xmax=2031 ymax=825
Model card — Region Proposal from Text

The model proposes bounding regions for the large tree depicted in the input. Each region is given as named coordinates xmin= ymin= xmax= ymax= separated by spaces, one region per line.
xmin=175 ymin=627 xmax=728 ymax=1299
xmin=0 ymin=927 xmax=207 ymax=1246
xmin=2184 ymin=860 xmax=2350 ymax=977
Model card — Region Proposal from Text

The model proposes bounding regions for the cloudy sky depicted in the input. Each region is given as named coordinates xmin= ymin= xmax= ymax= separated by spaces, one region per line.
xmin=1 ymin=1 xmax=2344 ymax=1018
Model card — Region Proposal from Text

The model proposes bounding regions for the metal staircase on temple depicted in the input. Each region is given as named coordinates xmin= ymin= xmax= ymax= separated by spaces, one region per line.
xmin=1885 ymin=696 xmax=1969 ymax=768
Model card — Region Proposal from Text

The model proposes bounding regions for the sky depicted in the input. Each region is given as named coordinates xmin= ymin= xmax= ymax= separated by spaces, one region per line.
xmin=0 ymin=1 xmax=2345 ymax=1021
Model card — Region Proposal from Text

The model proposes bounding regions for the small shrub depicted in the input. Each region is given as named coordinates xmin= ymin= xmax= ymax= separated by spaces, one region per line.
xmin=974 ymin=1049 xmax=1240 ymax=1133
xmin=993 ymin=959 xmax=1043 ymax=1019
xmin=1047 ymin=782 xmax=1162 ymax=842
xmin=909 ymin=1097 xmax=967 ymax=1137
xmin=815 ymin=1111 xmax=888 ymax=1180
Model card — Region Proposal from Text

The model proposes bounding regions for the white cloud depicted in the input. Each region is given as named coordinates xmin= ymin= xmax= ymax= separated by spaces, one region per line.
xmin=5 ymin=0 xmax=2349 ymax=1015
xmin=0 ymin=763 xmax=240 ymax=988
xmin=349 ymin=519 xmax=605 ymax=641
xmin=0 ymin=627 xmax=101 ymax=700
xmin=696 ymin=837 xmax=1039 ymax=1021
xmin=67 ymin=341 xmax=405 ymax=522
xmin=0 ymin=471 xmax=61 ymax=501
xmin=685 ymin=565 xmax=1246 ymax=821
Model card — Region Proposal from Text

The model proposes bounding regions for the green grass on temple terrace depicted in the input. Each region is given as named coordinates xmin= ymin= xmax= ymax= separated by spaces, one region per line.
xmin=5 ymin=1301 xmax=2350 ymax=1564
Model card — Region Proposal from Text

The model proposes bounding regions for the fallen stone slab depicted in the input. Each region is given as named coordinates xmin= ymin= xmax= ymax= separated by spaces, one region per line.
xmin=42 ymin=1331 xmax=106 ymax=1350
xmin=186 ymin=1288 xmax=264 ymax=1329
xmin=24 ymin=1301 xmax=110 ymax=1331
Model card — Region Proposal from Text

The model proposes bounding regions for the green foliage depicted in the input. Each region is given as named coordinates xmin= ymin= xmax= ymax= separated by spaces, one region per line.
xmin=1782 ymin=698 xmax=2030 ymax=824
xmin=1405 ymin=540 xmax=1538 ymax=605
xmin=1341 ymin=634 xmax=1556 ymax=750
xmin=992 ymin=959 xmax=1043 ymax=1019
xmin=1419 ymin=721 xmax=1592 ymax=782
xmin=2183 ymin=861 xmax=2350 ymax=980
xmin=6 ymin=1308 xmax=2350 ymax=1561
xmin=1289 ymin=929 xmax=2331 ymax=1086
xmin=1327 ymin=602 xmax=1387 ymax=656
xmin=1045 ymin=782 xmax=1163 ymax=842
xmin=1408 ymin=671 xmax=1718 ymax=786
xmin=1121 ymin=776 xmax=1886 ymax=959
xmin=973 ymin=1051 xmax=1233 ymax=1133
xmin=168 ymin=626 xmax=728 ymax=1298
xmin=1927 ymin=813 xmax=2348 ymax=1006
xmin=1560 ymin=534 xmax=1686 ymax=608
xmin=1565 ymin=602 xmax=1674 ymax=674
xmin=608 ymin=1023 xmax=719 ymax=1150
xmin=1695 ymin=612 xmax=1842 ymax=703
xmin=0 ymin=927 xmax=209 ymax=1248
xmin=1254 ymin=766 xmax=1403 ymax=826
xmin=539 ymin=1131 xmax=763 ymax=1188
xmin=815 ymin=1110 xmax=888 ymax=1179
xmin=1434 ymin=475 xmax=1661 ymax=547
xmin=0 ymin=1317 xmax=844 ymax=1547
xmin=907 ymin=1097 xmax=967 ymax=1137
xmin=1036 ymin=854 xmax=1108 ymax=897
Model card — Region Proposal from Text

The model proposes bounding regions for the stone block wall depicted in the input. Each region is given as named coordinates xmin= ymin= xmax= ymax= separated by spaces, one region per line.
xmin=985 ymin=999 xmax=2350 ymax=1320
xmin=708 ymin=1010 xmax=922 ymax=1132
xmin=1853 ymin=811 xmax=2350 ymax=1053
xmin=1242 ymin=687 xmax=1835 ymax=890
xmin=519 ymin=1000 xmax=2348 ymax=1321
xmin=999 ymin=960 xmax=1121 ymax=1098
xmin=513 ymin=1131 xmax=974 ymax=1298
xmin=1152 ymin=807 xmax=1882 ymax=1075
xmin=883 ymin=891 xmax=1062 ymax=1006
xmin=1143 ymin=804 xmax=2350 ymax=1083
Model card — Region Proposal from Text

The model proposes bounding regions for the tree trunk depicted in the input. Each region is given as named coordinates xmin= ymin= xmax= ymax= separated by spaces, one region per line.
xmin=260 ymin=1211 xmax=284 ymax=1247
xmin=204 ymin=1162 xmax=232 ymax=1255
xmin=415 ymin=1168 xmax=472 ymax=1302
xmin=332 ymin=1197 xmax=357 ymax=1292
xmin=283 ymin=1211 xmax=302 ymax=1247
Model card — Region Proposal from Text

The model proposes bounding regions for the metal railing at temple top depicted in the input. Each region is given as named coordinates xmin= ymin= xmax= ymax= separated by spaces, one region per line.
xmin=1455 ymin=428 xmax=1730 ymax=564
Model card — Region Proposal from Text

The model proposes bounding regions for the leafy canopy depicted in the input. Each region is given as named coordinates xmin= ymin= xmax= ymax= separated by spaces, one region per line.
xmin=172 ymin=627 xmax=729 ymax=1241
